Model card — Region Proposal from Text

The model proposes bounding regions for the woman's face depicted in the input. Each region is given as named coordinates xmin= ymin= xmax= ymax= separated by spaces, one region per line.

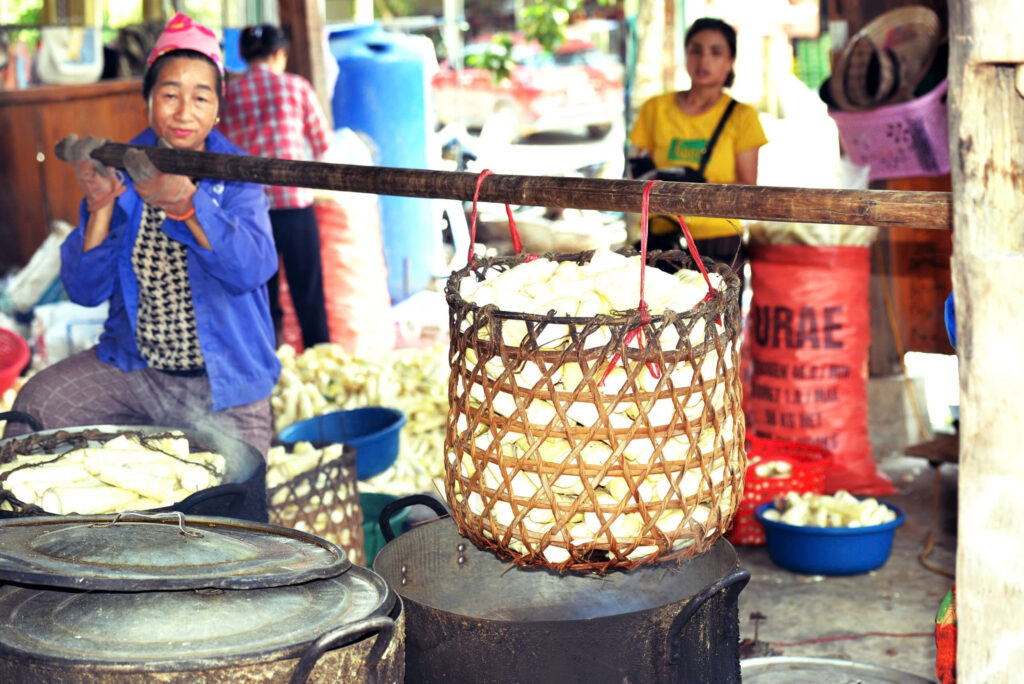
xmin=685 ymin=29 xmax=734 ymax=89
xmin=148 ymin=56 xmax=220 ymax=151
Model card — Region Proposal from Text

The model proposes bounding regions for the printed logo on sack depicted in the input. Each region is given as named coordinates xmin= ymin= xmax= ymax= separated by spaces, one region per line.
xmin=752 ymin=305 xmax=844 ymax=350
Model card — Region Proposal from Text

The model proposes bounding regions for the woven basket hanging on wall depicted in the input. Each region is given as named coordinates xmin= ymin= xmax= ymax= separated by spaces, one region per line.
xmin=443 ymin=247 xmax=747 ymax=573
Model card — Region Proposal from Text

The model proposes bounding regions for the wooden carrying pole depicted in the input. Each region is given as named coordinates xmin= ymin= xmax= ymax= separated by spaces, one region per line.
xmin=85 ymin=143 xmax=952 ymax=230
xmin=950 ymin=1 xmax=1024 ymax=681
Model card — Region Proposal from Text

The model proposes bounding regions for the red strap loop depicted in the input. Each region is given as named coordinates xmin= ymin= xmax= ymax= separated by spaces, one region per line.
xmin=467 ymin=169 xmax=523 ymax=265
xmin=600 ymin=181 xmax=661 ymax=386
xmin=675 ymin=214 xmax=718 ymax=299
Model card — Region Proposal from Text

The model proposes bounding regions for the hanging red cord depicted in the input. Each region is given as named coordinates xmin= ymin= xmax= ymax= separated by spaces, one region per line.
xmin=466 ymin=169 xmax=525 ymax=265
xmin=600 ymin=180 xmax=660 ymax=385
xmin=598 ymin=183 xmax=726 ymax=386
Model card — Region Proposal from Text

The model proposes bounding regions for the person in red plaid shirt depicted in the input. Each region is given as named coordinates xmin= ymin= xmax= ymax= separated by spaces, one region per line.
xmin=219 ymin=24 xmax=332 ymax=348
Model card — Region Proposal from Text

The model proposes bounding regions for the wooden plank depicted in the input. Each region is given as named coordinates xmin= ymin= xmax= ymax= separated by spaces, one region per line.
xmin=904 ymin=432 xmax=959 ymax=465
xmin=278 ymin=0 xmax=332 ymax=126
xmin=83 ymin=142 xmax=953 ymax=230
xmin=36 ymin=83 xmax=148 ymax=228
xmin=949 ymin=1 xmax=1024 ymax=681
xmin=0 ymin=80 xmax=148 ymax=272
xmin=0 ymin=95 xmax=47 ymax=270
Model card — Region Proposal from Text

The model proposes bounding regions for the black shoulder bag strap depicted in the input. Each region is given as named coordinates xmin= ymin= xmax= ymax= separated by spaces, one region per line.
xmin=696 ymin=98 xmax=738 ymax=178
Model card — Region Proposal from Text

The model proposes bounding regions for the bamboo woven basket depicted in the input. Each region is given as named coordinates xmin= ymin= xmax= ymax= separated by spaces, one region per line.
xmin=267 ymin=445 xmax=365 ymax=566
xmin=443 ymin=248 xmax=747 ymax=572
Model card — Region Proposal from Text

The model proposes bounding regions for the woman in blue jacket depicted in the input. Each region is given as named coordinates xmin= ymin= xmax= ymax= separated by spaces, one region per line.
xmin=3 ymin=14 xmax=280 ymax=456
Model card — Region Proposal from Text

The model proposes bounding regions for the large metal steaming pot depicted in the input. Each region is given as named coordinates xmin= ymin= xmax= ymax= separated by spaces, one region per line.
xmin=0 ymin=513 xmax=404 ymax=682
xmin=373 ymin=495 xmax=750 ymax=684
xmin=0 ymin=411 xmax=268 ymax=522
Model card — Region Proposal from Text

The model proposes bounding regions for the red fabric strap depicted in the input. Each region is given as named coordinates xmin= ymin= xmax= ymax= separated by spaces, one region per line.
xmin=467 ymin=169 xmax=523 ymax=265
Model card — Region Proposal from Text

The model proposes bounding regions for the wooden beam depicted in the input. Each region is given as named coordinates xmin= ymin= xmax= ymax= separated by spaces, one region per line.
xmin=80 ymin=141 xmax=953 ymax=229
xmin=949 ymin=1 xmax=1024 ymax=681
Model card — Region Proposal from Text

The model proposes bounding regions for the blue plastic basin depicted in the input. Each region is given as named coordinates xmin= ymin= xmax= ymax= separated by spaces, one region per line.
xmin=277 ymin=407 xmax=406 ymax=480
xmin=754 ymin=501 xmax=905 ymax=575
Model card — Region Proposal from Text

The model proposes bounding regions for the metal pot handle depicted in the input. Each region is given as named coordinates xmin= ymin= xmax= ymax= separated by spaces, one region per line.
xmin=288 ymin=615 xmax=395 ymax=684
xmin=380 ymin=493 xmax=449 ymax=542
xmin=666 ymin=567 xmax=751 ymax=666
xmin=0 ymin=411 xmax=43 ymax=432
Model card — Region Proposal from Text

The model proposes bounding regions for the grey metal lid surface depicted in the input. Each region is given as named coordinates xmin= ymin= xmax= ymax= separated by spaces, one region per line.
xmin=0 ymin=564 xmax=394 ymax=668
xmin=0 ymin=513 xmax=350 ymax=591
xmin=741 ymin=656 xmax=935 ymax=683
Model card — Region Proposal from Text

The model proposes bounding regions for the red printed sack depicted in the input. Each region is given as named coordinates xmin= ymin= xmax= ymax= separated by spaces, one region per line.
xmin=745 ymin=244 xmax=893 ymax=495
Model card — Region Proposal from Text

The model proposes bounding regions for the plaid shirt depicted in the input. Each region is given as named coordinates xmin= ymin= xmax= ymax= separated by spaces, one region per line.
xmin=220 ymin=64 xmax=331 ymax=210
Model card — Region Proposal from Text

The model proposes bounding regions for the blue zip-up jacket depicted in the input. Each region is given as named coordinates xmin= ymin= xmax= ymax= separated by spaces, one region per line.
xmin=60 ymin=128 xmax=282 ymax=411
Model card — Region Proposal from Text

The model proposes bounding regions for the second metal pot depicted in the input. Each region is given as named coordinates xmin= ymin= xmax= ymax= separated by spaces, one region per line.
xmin=373 ymin=495 xmax=749 ymax=684
xmin=0 ymin=513 xmax=404 ymax=683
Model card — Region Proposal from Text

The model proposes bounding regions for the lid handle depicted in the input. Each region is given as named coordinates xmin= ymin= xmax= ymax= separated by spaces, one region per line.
xmin=91 ymin=511 xmax=203 ymax=538
xmin=289 ymin=615 xmax=395 ymax=684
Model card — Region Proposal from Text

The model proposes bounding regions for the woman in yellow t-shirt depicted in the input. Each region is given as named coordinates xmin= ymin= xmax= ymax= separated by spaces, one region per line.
xmin=629 ymin=17 xmax=767 ymax=274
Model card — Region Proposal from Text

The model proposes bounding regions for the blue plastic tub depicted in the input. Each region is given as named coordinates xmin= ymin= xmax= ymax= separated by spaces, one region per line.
xmin=754 ymin=501 xmax=905 ymax=575
xmin=277 ymin=407 xmax=406 ymax=480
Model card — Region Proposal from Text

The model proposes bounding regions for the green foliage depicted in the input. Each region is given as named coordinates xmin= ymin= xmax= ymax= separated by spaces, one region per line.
xmin=7 ymin=1 xmax=42 ymax=46
xmin=471 ymin=0 xmax=614 ymax=82
xmin=521 ymin=0 xmax=576 ymax=54
xmin=466 ymin=32 xmax=515 ymax=83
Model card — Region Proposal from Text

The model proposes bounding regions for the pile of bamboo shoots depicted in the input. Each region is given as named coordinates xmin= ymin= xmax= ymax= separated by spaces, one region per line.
xmin=0 ymin=433 xmax=225 ymax=515
xmin=271 ymin=343 xmax=448 ymax=495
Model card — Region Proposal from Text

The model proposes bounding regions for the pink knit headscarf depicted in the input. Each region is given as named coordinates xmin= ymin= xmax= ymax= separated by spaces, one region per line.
xmin=147 ymin=13 xmax=224 ymax=75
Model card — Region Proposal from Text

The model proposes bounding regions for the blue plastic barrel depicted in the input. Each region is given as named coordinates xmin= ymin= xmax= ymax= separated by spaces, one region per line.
xmin=329 ymin=24 xmax=435 ymax=302
xmin=221 ymin=28 xmax=246 ymax=74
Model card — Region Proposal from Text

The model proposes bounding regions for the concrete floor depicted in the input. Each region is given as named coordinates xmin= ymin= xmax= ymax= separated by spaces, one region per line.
xmin=735 ymin=450 xmax=958 ymax=682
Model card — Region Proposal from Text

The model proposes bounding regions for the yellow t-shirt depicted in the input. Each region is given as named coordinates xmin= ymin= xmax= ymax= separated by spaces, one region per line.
xmin=630 ymin=92 xmax=767 ymax=239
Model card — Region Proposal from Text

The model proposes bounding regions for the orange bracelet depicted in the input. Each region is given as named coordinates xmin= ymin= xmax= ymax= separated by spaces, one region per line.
xmin=166 ymin=207 xmax=196 ymax=222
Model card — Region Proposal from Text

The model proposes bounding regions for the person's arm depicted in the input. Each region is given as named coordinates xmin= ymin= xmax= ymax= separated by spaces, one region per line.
xmin=162 ymin=180 xmax=277 ymax=294
xmin=732 ymin=104 xmax=767 ymax=185
xmin=122 ymin=143 xmax=274 ymax=293
xmin=82 ymin=201 xmax=115 ymax=251
xmin=60 ymin=200 xmax=122 ymax=307
xmin=302 ymin=79 xmax=332 ymax=160
xmin=180 ymin=213 xmax=213 ymax=250
xmin=54 ymin=134 xmax=126 ymax=305
xmin=734 ymin=146 xmax=759 ymax=185
xmin=627 ymin=100 xmax=657 ymax=178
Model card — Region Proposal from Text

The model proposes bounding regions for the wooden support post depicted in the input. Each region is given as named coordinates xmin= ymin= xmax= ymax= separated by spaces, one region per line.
xmin=277 ymin=0 xmax=332 ymax=126
xmin=949 ymin=1 xmax=1024 ymax=681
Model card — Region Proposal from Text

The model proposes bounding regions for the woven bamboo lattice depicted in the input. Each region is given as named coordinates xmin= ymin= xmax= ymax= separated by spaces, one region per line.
xmin=443 ymin=248 xmax=747 ymax=573
xmin=267 ymin=446 xmax=365 ymax=566
xmin=0 ymin=429 xmax=222 ymax=517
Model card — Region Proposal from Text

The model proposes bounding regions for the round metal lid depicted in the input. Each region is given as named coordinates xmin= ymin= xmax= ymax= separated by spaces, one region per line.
xmin=0 ymin=565 xmax=394 ymax=668
xmin=0 ymin=513 xmax=351 ymax=591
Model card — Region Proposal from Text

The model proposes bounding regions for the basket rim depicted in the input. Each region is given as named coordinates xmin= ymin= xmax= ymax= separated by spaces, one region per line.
xmin=278 ymin=407 xmax=406 ymax=446
xmin=445 ymin=249 xmax=741 ymax=326
xmin=828 ymin=77 xmax=948 ymax=120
